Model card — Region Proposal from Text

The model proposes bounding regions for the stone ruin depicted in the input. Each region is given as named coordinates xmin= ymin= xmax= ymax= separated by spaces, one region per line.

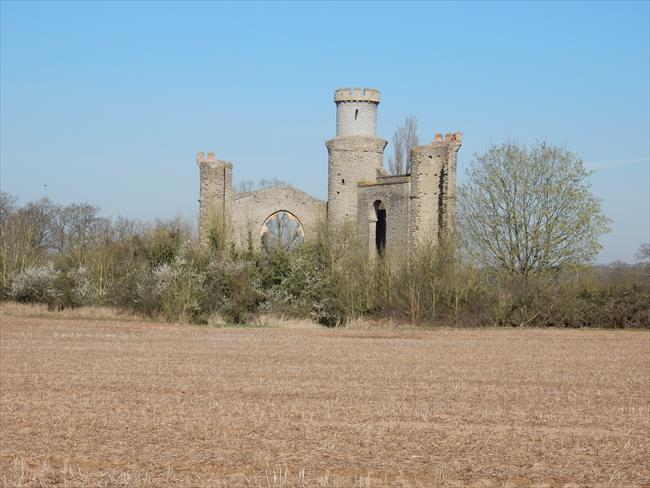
xmin=197 ymin=87 xmax=461 ymax=259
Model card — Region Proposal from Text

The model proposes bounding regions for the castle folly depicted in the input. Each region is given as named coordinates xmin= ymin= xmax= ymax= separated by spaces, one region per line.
xmin=197 ymin=88 xmax=461 ymax=258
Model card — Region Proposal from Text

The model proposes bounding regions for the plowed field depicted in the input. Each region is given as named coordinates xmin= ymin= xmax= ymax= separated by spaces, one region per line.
xmin=1 ymin=316 xmax=648 ymax=487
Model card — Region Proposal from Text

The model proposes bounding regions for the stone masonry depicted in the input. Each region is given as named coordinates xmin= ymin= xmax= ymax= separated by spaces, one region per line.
xmin=197 ymin=88 xmax=461 ymax=257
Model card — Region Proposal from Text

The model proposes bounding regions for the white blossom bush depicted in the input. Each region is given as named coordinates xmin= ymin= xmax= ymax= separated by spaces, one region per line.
xmin=262 ymin=251 xmax=345 ymax=326
xmin=9 ymin=263 xmax=62 ymax=304
xmin=200 ymin=255 xmax=263 ymax=323
xmin=67 ymin=266 xmax=102 ymax=306
xmin=151 ymin=255 xmax=205 ymax=321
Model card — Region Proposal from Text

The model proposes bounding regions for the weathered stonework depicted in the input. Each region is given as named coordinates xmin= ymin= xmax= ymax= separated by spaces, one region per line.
xmin=197 ymin=152 xmax=232 ymax=244
xmin=230 ymin=186 xmax=326 ymax=251
xmin=326 ymin=137 xmax=386 ymax=229
xmin=409 ymin=133 xmax=461 ymax=252
xmin=196 ymin=88 xmax=461 ymax=258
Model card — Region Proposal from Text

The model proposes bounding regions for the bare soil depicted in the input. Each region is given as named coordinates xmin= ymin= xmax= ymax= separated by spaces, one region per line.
xmin=1 ymin=315 xmax=648 ymax=487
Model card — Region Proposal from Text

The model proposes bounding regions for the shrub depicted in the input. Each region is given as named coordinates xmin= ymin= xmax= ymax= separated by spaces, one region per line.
xmin=200 ymin=252 xmax=262 ymax=324
xmin=151 ymin=257 xmax=205 ymax=322
xmin=1 ymin=193 xmax=648 ymax=329
xmin=9 ymin=263 xmax=62 ymax=306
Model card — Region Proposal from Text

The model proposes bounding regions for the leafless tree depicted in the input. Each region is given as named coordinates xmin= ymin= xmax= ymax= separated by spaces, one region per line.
xmin=235 ymin=178 xmax=292 ymax=193
xmin=387 ymin=115 xmax=418 ymax=175
xmin=0 ymin=197 xmax=58 ymax=286
xmin=258 ymin=178 xmax=291 ymax=190
xmin=261 ymin=211 xmax=304 ymax=254
xmin=235 ymin=180 xmax=255 ymax=193
xmin=0 ymin=192 xmax=17 ymax=226
xmin=458 ymin=141 xmax=611 ymax=276
xmin=636 ymin=243 xmax=650 ymax=264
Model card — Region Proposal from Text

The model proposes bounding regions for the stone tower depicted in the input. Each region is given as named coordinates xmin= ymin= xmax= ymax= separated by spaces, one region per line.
xmin=409 ymin=133 xmax=461 ymax=250
xmin=326 ymin=88 xmax=387 ymax=230
xmin=197 ymin=151 xmax=233 ymax=245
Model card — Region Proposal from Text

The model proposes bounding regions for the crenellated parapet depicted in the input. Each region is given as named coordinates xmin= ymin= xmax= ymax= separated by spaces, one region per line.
xmin=334 ymin=87 xmax=381 ymax=104
xmin=197 ymin=151 xmax=233 ymax=168
xmin=432 ymin=132 xmax=463 ymax=144
xmin=333 ymin=88 xmax=382 ymax=138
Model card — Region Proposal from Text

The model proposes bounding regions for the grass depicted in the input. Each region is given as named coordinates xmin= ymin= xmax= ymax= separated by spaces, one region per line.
xmin=0 ymin=301 xmax=155 ymax=323
xmin=0 ymin=302 xmax=321 ymax=329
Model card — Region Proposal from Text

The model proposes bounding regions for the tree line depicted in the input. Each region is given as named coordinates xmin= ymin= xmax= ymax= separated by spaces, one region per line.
xmin=1 ymin=140 xmax=648 ymax=328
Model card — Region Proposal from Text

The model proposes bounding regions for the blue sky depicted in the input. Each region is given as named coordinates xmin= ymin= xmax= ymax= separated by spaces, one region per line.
xmin=1 ymin=1 xmax=648 ymax=262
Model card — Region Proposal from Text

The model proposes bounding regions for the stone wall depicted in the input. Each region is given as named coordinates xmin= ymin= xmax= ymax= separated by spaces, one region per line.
xmin=408 ymin=133 xmax=462 ymax=252
xmin=230 ymin=186 xmax=326 ymax=250
xmin=437 ymin=134 xmax=461 ymax=239
xmin=336 ymin=101 xmax=379 ymax=137
xmin=326 ymin=137 xmax=386 ymax=230
xmin=357 ymin=175 xmax=411 ymax=261
xmin=197 ymin=152 xmax=232 ymax=245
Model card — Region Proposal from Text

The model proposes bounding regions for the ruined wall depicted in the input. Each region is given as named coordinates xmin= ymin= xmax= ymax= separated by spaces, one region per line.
xmin=197 ymin=152 xmax=233 ymax=245
xmin=437 ymin=134 xmax=460 ymax=239
xmin=196 ymin=88 xmax=460 ymax=260
xmin=408 ymin=133 xmax=462 ymax=251
xmin=230 ymin=186 xmax=326 ymax=250
xmin=357 ymin=175 xmax=411 ymax=261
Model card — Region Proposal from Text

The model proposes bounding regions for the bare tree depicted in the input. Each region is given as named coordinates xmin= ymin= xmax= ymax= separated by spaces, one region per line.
xmin=57 ymin=204 xmax=111 ymax=263
xmin=235 ymin=178 xmax=292 ymax=193
xmin=235 ymin=180 xmax=255 ymax=193
xmin=636 ymin=243 xmax=650 ymax=264
xmin=457 ymin=141 xmax=611 ymax=276
xmin=0 ymin=192 xmax=17 ymax=226
xmin=0 ymin=197 xmax=59 ymax=286
xmin=258 ymin=178 xmax=291 ymax=190
xmin=261 ymin=211 xmax=304 ymax=254
xmin=387 ymin=115 xmax=418 ymax=175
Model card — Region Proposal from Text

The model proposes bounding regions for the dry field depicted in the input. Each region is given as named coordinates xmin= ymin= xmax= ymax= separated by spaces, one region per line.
xmin=0 ymin=312 xmax=648 ymax=487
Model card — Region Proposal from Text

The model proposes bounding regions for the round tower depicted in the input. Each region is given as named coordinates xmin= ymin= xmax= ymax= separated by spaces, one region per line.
xmin=335 ymin=88 xmax=381 ymax=137
xmin=326 ymin=88 xmax=387 ymax=231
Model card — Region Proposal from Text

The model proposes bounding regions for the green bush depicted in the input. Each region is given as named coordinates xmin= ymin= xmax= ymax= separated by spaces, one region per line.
xmin=200 ymin=251 xmax=262 ymax=324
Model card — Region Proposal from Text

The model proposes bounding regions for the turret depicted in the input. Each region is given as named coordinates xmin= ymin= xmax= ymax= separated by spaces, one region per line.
xmin=409 ymin=133 xmax=462 ymax=250
xmin=326 ymin=88 xmax=387 ymax=230
xmin=334 ymin=88 xmax=381 ymax=137
xmin=197 ymin=151 xmax=233 ymax=245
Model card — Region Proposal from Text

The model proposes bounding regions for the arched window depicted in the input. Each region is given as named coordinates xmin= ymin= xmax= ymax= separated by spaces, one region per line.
xmin=260 ymin=211 xmax=304 ymax=254
xmin=373 ymin=200 xmax=386 ymax=256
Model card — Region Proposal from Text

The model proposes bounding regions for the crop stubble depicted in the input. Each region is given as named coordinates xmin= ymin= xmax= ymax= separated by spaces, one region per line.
xmin=0 ymin=316 xmax=648 ymax=487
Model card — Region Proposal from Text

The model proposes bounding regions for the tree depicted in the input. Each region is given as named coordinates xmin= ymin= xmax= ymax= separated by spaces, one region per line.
xmin=457 ymin=141 xmax=611 ymax=276
xmin=386 ymin=115 xmax=418 ymax=175
xmin=0 ymin=197 xmax=59 ymax=288
xmin=261 ymin=211 xmax=304 ymax=254
xmin=0 ymin=192 xmax=17 ymax=225
xmin=235 ymin=178 xmax=292 ymax=193
xmin=636 ymin=243 xmax=650 ymax=264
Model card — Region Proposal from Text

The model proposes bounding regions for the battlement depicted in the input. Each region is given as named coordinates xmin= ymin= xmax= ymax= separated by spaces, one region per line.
xmin=334 ymin=87 xmax=381 ymax=104
xmin=433 ymin=132 xmax=463 ymax=144
xmin=196 ymin=152 xmax=232 ymax=167
xmin=196 ymin=151 xmax=217 ymax=163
